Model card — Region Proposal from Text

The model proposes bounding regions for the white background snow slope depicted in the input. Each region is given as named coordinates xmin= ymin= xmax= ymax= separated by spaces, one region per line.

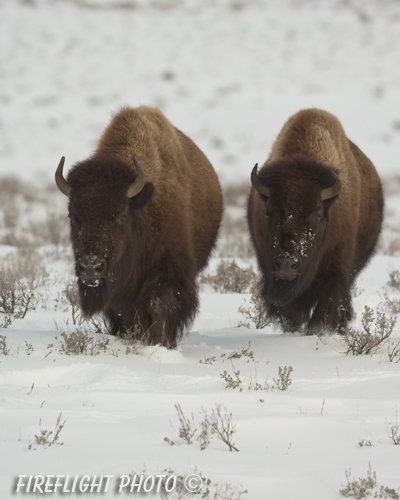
xmin=0 ymin=1 xmax=400 ymax=499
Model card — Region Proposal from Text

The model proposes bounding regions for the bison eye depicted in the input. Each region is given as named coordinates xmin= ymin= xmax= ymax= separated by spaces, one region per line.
xmin=265 ymin=212 xmax=271 ymax=219
xmin=313 ymin=214 xmax=321 ymax=222
xmin=118 ymin=215 xmax=127 ymax=223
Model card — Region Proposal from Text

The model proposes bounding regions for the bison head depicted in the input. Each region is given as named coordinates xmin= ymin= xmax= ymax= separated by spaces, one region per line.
xmin=55 ymin=155 xmax=154 ymax=315
xmin=251 ymin=155 xmax=341 ymax=305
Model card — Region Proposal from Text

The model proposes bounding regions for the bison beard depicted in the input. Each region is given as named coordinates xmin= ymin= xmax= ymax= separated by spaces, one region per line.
xmin=268 ymin=275 xmax=300 ymax=306
xmin=78 ymin=278 xmax=110 ymax=319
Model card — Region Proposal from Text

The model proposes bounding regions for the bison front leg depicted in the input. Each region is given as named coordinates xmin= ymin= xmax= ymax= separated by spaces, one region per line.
xmin=305 ymin=271 xmax=352 ymax=335
xmin=147 ymin=295 xmax=178 ymax=349
xmin=105 ymin=308 xmax=125 ymax=336
xmin=268 ymin=304 xmax=301 ymax=333
xmin=144 ymin=259 xmax=199 ymax=349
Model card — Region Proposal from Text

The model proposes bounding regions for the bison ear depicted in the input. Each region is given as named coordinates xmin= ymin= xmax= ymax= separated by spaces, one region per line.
xmin=321 ymin=170 xmax=342 ymax=201
xmin=129 ymin=182 xmax=154 ymax=211
xmin=251 ymin=164 xmax=270 ymax=199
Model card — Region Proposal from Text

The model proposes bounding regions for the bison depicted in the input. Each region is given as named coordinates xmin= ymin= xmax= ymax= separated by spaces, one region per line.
xmin=55 ymin=106 xmax=222 ymax=348
xmin=247 ymin=108 xmax=383 ymax=334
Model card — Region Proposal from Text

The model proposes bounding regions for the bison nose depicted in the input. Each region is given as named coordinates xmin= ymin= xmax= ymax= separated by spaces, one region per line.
xmin=274 ymin=257 xmax=301 ymax=280
xmin=77 ymin=257 xmax=107 ymax=285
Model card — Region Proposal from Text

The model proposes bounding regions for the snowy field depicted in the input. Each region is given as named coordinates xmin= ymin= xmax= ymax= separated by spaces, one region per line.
xmin=1 ymin=0 xmax=400 ymax=499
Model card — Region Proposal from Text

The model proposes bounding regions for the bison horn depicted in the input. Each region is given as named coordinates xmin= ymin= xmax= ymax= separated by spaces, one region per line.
xmin=251 ymin=164 xmax=270 ymax=198
xmin=55 ymin=156 xmax=71 ymax=197
xmin=321 ymin=170 xmax=342 ymax=201
xmin=127 ymin=155 xmax=146 ymax=198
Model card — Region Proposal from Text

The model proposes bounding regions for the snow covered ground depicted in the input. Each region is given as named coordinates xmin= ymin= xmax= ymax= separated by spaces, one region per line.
xmin=0 ymin=1 xmax=400 ymax=499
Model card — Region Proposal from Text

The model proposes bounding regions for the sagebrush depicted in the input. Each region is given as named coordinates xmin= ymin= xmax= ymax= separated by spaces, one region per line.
xmin=0 ymin=253 xmax=48 ymax=319
xmin=201 ymin=260 xmax=255 ymax=294
xmin=340 ymin=462 xmax=399 ymax=499
xmin=165 ymin=402 xmax=239 ymax=452
xmin=29 ymin=412 xmax=66 ymax=450
xmin=341 ymin=306 xmax=396 ymax=355
xmin=51 ymin=326 xmax=109 ymax=356
xmin=237 ymin=277 xmax=270 ymax=329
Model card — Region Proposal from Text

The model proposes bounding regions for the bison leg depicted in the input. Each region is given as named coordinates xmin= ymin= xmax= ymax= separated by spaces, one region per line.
xmin=268 ymin=304 xmax=300 ymax=333
xmin=147 ymin=316 xmax=178 ymax=349
xmin=105 ymin=308 xmax=125 ymax=336
xmin=305 ymin=272 xmax=352 ymax=335
xmin=269 ymin=295 xmax=318 ymax=333
xmin=147 ymin=285 xmax=198 ymax=348
xmin=105 ymin=258 xmax=198 ymax=349
xmin=105 ymin=306 xmax=151 ymax=343
xmin=141 ymin=257 xmax=199 ymax=349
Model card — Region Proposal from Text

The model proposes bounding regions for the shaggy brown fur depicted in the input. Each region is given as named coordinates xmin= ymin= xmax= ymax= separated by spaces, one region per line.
xmin=248 ymin=108 xmax=383 ymax=334
xmin=56 ymin=106 xmax=222 ymax=348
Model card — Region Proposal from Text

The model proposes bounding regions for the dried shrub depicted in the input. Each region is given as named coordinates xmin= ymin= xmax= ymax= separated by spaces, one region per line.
xmin=1 ymin=197 xmax=20 ymax=230
xmin=199 ymin=355 xmax=217 ymax=365
xmin=201 ymin=260 xmax=255 ymax=294
xmin=273 ymin=365 xmax=293 ymax=391
xmin=352 ymin=285 xmax=364 ymax=298
xmin=388 ymin=422 xmax=400 ymax=446
xmin=0 ymin=253 xmax=48 ymax=319
xmin=220 ymin=368 xmax=243 ymax=391
xmin=216 ymin=212 xmax=254 ymax=259
xmin=358 ymin=439 xmax=374 ymax=448
xmin=89 ymin=317 xmax=148 ymax=357
xmin=0 ymin=176 xmax=36 ymax=201
xmin=116 ymin=324 xmax=148 ymax=355
xmin=166 ymin=402 xmax=239 ymax=453
xmin=200 ymin=403 xmax=239 ymax=452
xmin=29 ymin=413 xmax=66 ymax=450
xmin=387 ymin=238 xmax=400 ymax=256
xmin=90 ymin=313 xmax=113 ymax=335
xmin=197 ymin=415 xmax=213 ymax=451
xmin=380 ymin=292 xmax=400 ymax=315
xmin=225 ymin=341 xmax=255 ymax=363
xmin=0 ymin=177 xmax=34 ymax=235
xmin=174 ymin=403 xmax=196 ymax=444
xmin=52 ymin=326 xmax=109 ymax=356
xmin=0 ymin=315 xmax=12 ymax=329
xmin=221 ymin=364 xmax=293 ymax=392
xmin=63 ymin=280 xmax=84 ymax=325
xmin=0 ymin=176 xmax=71 ymax=249
xmin=341 ymin=306 xmax=397 ymax=356
xmin=340 ymin=462 xmax=399 ymax=499
xmin=0 ymin=334 xmax=11 ymax=355
xmin=45 ymin=210 xmax=70 ymax=247
xmin=25 ymin=341 xmax=34 ymax=355
xmin=223 ymin=182 xmax=249 ymax=208
xmin=0 ymin=265 xmax=20 ymax=316
xmin=340 ymin=463 xmax=377 ymax=498
xmin=126 ymin=466 xmax=247 ymax=500
xmin=387 ymin=268 xmax=400 ymax=291
xmin=386 ymin=340 xmax=400 ymax=363
xmin=238 ymin=277 xmax=270 ymax=329
xmin=387 ymin=407 xmax=400 ymax=446
xmin=247 ymin=375 xmax=270 ymax=392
